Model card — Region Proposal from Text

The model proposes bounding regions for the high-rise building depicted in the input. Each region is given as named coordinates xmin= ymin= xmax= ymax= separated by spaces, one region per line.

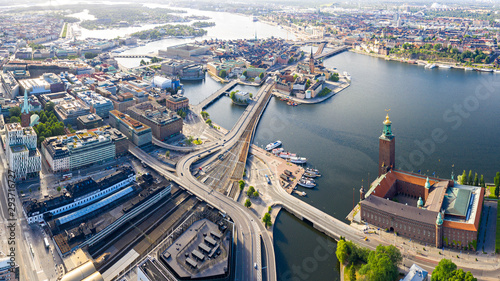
xmin=5 ymin=123 xmax=41 ymax=180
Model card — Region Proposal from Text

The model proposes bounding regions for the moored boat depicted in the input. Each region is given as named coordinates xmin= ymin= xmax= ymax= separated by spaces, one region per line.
xmin=304 ymin=172 xmax=320 ymax=178
xmin=305 ymin=168 xmax=320 ymax=175
xmin=298 ymin=179 xmax=316 ymax=188
xmin=279 ymin=152 xmax=297 ymax=159
xmin=266 ymin=140 xmax=282 ymax=151
xmin=272 ymin=148 xmax=284 ymax=154
xmin=438 ymin=65 xmax=452 ymax=69
xmin=290 ymin=156 xmax=307 ymax=164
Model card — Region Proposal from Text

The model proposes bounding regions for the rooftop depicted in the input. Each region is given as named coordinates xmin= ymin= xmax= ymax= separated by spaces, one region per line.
xmin=109 ymin=110 xmax=151 ymax=132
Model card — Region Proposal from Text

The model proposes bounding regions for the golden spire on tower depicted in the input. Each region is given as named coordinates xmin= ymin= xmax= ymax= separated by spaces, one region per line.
xmin=383 ymin=109 xmax=391 ymax=125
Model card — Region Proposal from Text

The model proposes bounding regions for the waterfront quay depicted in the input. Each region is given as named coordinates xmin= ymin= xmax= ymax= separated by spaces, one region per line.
xmin=249 ymin=145 xmax=305 ymax=195
xmin=272 ymin=77 xmax=350 ymax=104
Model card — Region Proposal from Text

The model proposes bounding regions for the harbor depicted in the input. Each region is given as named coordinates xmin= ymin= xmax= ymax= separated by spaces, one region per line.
xmin=249 ymin=145 xmax=306 ymax=195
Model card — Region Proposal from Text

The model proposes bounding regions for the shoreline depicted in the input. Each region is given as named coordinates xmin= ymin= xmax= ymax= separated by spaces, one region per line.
xmin=272 ymin=77 xmax=350 ymax=105
xmin=350 ymin=49 xmax=500 ymax=72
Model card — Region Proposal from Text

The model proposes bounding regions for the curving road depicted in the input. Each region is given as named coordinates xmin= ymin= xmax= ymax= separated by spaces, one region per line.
xmin=132 ymin=81 xmax=277 ymax=281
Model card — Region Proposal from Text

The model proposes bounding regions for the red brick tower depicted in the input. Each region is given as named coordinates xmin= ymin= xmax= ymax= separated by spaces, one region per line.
xmin=379 ymin=112 xmax=395 ymax=176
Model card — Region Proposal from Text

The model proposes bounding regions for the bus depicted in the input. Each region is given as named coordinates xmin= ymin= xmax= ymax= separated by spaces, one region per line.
xmin=62 ymin=173 xmax=72 ymax=181
xmin=265 ymin=174 xmax=271 ymax=184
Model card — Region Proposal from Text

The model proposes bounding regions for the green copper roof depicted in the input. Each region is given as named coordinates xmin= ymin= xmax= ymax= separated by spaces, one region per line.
xmin=417 ymin=196 xmax=424 ymax=207
xmin=436 ymin=212 xmax=443 ymax=225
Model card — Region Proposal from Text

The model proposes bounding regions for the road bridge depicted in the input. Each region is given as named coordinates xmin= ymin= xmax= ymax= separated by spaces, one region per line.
xmin=195 ymin=80 xmax=239 ymax=112
xmin=315 ymin=42 xmax=327 ymax=56
xmin=112 ymin=54 xmax=157 ymax=59
xmin=314 ymin=45 xmax=349 ymax=60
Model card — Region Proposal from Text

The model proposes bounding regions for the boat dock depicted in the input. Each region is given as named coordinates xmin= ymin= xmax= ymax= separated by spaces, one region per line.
xmin=249 ymin=145 xmax=305 ymax=195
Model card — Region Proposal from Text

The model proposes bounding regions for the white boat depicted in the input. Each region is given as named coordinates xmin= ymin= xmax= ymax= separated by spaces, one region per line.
xmin=298 ymin=179 xmax=316 ymax=188
xmin=272 ymin=148 xmax=284 ymax=154
xmin=343 ymin=71 xmax=351 ymax=81
xmin=279 ymin=152 xmax=297 ymax=159
xmin=290 ymin=156 xmax=307 ymax=164
xmin=304 ymin=172 xmax=320 ymax=178
xmin=265 ymin=140 xmax=282 ymax=151
xmin=494 ymin=70 xmax=500 ymax=74
xmin=425 ymin=64 xmax=436 ymax=69
xmin=464 ymin=67 xmax=473 ymax=71
xmin=305 ymin=168 xmax=320 ymax=175
xmin=477 ymin=68 xmax=493 ymax=72
xmin=438 ymin=65 xmax=452 ymax=69
xmin=306 ymin=168 xmax=319 ymax=173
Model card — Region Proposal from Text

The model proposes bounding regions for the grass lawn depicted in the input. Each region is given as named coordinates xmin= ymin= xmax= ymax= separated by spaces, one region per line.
xmin=496 ymin=201 xmax=500 ymax=253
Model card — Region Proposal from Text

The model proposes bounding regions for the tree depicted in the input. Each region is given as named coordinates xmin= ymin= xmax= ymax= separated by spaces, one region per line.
xmin=253 ymin=191 xmax=259 ymax=197
xmin=201 ymin=111 xmax=209 ymax=120
xmin=259 ymin=72 xmax=264 ymax=79
xmin=494 ymin=172 xmax=500 ymax=198
xmin=9 ymin=107 xmax=21 ymax=118
xmin=358 ymin=245 xmax=401 ymax=281
xmin=242 ymin=70 xmax=247 ymax=77
xmin=219 ymin=69 xmax=227 ymax=78
xmin=480 ymin=175 xmax=485 ymax=188
xmin=244 ymin=198 xmax=252 ymax=208
xmin=249 ymin=93 xmax=253 ymax=98
xmin=57 ymin=186 xmax=61 ymax=192
xmin=432 ymin=259 xmax=457 ymax=281
xmin=431 ymin=259 xmax=477 ymax=281
xmin=329 ymin=73 xmax=339 ymax=82
xmin=84 ymin=52 xmax=97 ymax=59
xmin=262 ymin=213 xmax=272 ymax=228
xmin=468 ymin=170 xmax=473 ymax=185
xmin=45 ymin=101 xmax=56 ymax=112
xmin=336 ymin=239 xmax=351 ymax=265
xmin=205 ymin=119 xmax=212 ymax=126
xmin=349 ymin=264 xmax=356 ymax=281
xmin=165 ymin=150 xmax=170 ymax=158
xmin=460 ymin=170 xmax=467 ymax=185
xmin=473 ymin=173 xmax=478 ymax=186
xmin=239 ymin=180 xmax=245 ymax=190
xmin=9 ymin=116 xmax=20 ymax=123
xmin=268 ymin=206 xmax=272 ymax=213
xmin=247 ymin=186 xmax=256 ymax=197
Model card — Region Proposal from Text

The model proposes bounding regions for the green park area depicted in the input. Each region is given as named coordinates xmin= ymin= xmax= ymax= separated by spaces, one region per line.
xmin=337 ymin=237 xmax=477 ymax=281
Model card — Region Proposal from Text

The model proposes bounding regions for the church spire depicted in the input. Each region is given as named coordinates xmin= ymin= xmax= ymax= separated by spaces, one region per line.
xmin=21 ymin=89 xmax=29 ymax=114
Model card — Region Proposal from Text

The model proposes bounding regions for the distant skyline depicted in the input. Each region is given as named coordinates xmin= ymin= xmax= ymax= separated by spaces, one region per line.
xmin=2 ymin=0 xmax=500 ymax=8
